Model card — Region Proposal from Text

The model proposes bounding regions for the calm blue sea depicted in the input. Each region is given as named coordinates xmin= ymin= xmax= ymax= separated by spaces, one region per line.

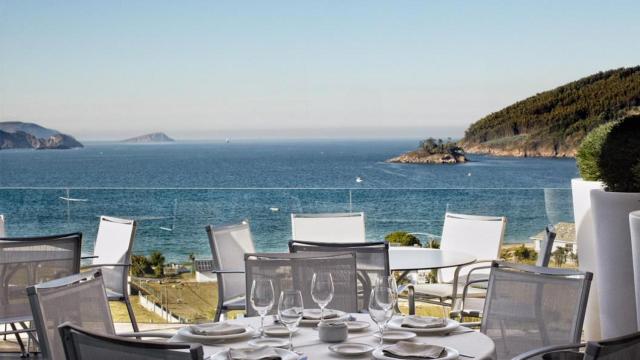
xmin=0 ymin=140 xmax=579 ymax=262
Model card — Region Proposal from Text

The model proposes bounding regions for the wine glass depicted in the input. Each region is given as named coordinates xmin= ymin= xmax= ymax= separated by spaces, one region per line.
xmin=250 ymin=279 xmax=274 ymax=338
xmin=311 ymin=272 xmax=334 ymax=322
xmin=278 ymin=289 xmax=304 ymax=351
xmin=368 ymin=286 xmax=394 ymax=348
xmin=377 ymin=276 xmax=399 ymax=314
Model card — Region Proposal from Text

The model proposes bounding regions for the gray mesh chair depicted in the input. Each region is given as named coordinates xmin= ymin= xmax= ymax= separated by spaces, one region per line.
xmin=59 ymin=322 xmax=203 ymax=360
xmin=244 ymin=252 xmax=358 ymax=316
xmin=475 ymin=261 xmax=592 ymax=360
xmin=288 ymin=240 xmax=389 ymax=312
xmin=513 ymin=331 xmax=640 ymax=360
xmin=536 ymin=225 xmax=557 ymax=267
xmin=206 ymin=221 xmax=256 ymax=321
xmin=83 ymin=216 xmax=138 ymax=331
xmin=27 ymin=270 xmax=173 ymax=360
xmin=0 ymin=232 xmax=82 ymax=355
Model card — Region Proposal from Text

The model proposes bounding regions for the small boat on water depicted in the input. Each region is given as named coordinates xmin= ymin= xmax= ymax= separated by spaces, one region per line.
xmin=270 ymin=207 xmax=280 ymax=212
xmin=356 ymin=176 xmax=364 ymax=183
xmin=59 ymin=196 xmax=88 ymax=202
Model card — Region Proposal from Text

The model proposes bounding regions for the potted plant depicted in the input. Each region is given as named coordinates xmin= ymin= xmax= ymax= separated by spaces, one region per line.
xmin=571 ymin=122 xmax=612 ymax=340
xmin=577 ymin=115 xmax=640 ymax=338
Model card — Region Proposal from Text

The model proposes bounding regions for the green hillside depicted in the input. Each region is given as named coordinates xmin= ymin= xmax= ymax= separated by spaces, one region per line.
xmin=461 ymin=67 xmax=640 ymax=157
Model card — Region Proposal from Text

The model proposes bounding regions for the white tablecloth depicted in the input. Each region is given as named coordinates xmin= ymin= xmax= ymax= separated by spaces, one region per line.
xmin=170 ymin=313 xmax=496 ymax=360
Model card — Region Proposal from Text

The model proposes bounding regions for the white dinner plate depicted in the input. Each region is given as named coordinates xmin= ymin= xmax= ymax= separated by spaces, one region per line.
xmin=373 ymin=330 xmax=417 ymax=342
xmin=329 ymin=343 xmax=374 ymax=356
xmin=387 ymin=317 xmax=460 ymax=335
xmin=263 ymin=325 xmax=298 ymax=337
xmin=299 ymin=309 xmax=348 ymax=325
xmin=345 ymin=321 xmax=370 ymax=332
xmin=248 ymin=337 xmax=289 ymax=349
xmin=208 ymin=348 xmax=300 ymax=360
xmin=372 ymin=345 xmax=459 ymax=360
xmin=176 ymin=323 xmax=254 ymax=343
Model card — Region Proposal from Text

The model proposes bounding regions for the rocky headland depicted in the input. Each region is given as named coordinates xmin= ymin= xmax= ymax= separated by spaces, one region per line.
xmin=387 ymin=138 xmax=467 ymax=164
xmin=0 ymin=122 xmax=83 ymax=150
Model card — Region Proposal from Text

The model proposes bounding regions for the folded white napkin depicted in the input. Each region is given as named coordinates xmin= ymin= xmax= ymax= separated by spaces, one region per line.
xmin=228 ymin=346 xmax=282 ymax=360
xmin=189 ymin=322 xmax=245 ymax=336
xmin=382 ymin=341 xmax=446 ymax=359
xmin=302 ymin=309 xmax=338 ymax=320
xmin=401 ymin=316 xmax=447 ymax=329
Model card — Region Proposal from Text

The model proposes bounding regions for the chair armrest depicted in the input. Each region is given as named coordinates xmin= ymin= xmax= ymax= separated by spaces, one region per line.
xmin=83 ymin=263 xmax=131 ymax=268
xmin=211 ymin=269 xmax=245 ymax=274
xmin=81 ymin=255 xmax=99 ymax=260
xmin=511 ymin=343 xmax=585 ymax=360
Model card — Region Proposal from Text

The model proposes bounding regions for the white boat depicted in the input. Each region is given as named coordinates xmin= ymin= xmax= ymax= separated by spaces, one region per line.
xmin=270 ymin=207 xmax=280 ymax=212
xmin=356 ymin=177 xmax=364 ymax=183
xmin=59 ymin=196 xmax=88 ymax=202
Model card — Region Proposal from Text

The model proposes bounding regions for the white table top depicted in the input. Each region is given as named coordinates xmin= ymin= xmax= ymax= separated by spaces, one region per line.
xmin=388 ymin=247 xmax=476 ymax=271
xmin=171 ymin=313 xmax=496 ymax=360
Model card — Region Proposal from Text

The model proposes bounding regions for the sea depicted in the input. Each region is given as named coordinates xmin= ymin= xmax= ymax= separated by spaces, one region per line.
xmin=0 ymin=140 xmax=579 ymax=262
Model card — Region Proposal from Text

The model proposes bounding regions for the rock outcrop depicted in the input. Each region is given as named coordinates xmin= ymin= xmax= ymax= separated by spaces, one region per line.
xmin=122 ymin=132 xmax=175 ymax=143
xmin=387 ymin=149 xmax=467 ymax=164
xmin=0 ymin=122 xmax=83 ymax=150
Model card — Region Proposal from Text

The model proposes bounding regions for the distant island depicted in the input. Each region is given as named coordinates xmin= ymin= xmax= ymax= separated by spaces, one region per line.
xmin=460 ymin=66 xmax=640 ymax=157
xmin=122 ymin=132 xmax=175 ymax=143
xmin=0 ymin=121 xmax=83 ymax=150
xmin=387 ymin=138 xmax=467 ymax=164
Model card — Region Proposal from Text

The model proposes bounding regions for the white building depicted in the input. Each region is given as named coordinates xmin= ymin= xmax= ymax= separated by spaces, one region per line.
xmin=531 ymin=222 xmax=577 ymax=255
xmin=194 ymin=259 xmax=217 ymax=282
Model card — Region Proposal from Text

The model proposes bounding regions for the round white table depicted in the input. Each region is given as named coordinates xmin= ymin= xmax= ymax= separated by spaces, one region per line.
xmin=388 ymin=247 xmax=476 ymax=272
xmin=170 ymin=313 xmax=496 ymax=359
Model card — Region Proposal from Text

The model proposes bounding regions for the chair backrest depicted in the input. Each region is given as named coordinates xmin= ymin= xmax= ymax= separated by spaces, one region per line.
xmin=291 ymin=212 xmax=366 ymax=243
xmin=59 ymin=322 xmax=203 ymax=360
xmin=584 ymin=331 xmax=640 ymax=360
xmin=439 ymin=213 xmax=506 ymax=283
xmin=0 ymin=232 xmax=82 ymax=325
xmin=536 ymin=225 xmax=557 ymax=267
xmin=481 ymin=261 xmax=592 ymax=360
xmin=206 ymin=221 xmax=256 ymax=302
xmin=28 ymin=270 xmax=115 ymax=360
xmin=288 ymin=240 xmax=389 ymax=311
xmin=0 ymin=214 xmax=5 ymax=237
xmin=244 ymin=252 xmax=358 ymax=316
xmin=93 ymin=216 xmax=136 ymax=295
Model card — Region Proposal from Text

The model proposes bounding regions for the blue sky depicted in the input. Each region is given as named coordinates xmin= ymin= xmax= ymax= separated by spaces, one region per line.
xmin=1 ymin=1 xmax=639 ymax=140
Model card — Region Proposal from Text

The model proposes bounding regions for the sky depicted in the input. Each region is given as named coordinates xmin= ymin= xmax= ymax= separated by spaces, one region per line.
xmin=0 ymin=1 xmax=639 ymax=140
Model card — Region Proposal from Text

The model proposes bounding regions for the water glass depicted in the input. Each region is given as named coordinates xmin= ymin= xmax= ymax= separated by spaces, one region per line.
xmin=377 ymin=276 xmax=399 ymax=314
xmin=368 ymin=286 xmax=394 ymax=348
xmin=311 ymin=272 xmax=334 ymax=321
xmin=250 ymin=279 xmax=274 ymax=337
xmin=278 ymin=289 xmax=304 ymax=351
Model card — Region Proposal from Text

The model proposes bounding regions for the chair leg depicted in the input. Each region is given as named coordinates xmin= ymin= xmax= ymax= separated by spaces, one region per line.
xmin=9 ymin=323 xmax=27 ymax=357
xmin=124 ymin=298 xmax=139 ymax=332
xmin=408 ymin=286 xmax=415 ymax=315
xmin=214 ymin=304 xmax=223 ymax=322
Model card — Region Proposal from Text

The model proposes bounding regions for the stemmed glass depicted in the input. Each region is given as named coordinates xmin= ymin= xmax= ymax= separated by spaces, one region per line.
xmin=311 ymin=272 xmax=334 ymax=322
xmin=250 ymin=279 xmax=274 ymax=338
xmin=377 ymin=276 xmax=399 ymax=314
xmin=368 ymin=286 xmax=394 ymax=349
xmin=278 ymin=289 xmax=304 ymax=351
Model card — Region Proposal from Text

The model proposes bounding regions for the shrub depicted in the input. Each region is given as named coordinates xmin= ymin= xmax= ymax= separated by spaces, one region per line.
xmin=576 ymin=115 xmax=640 ymax=192
xmin=598 ymin=115 xmax=640 ymax=192
xmin=150 ymin=251 xmax=166 ymax=277
xmin=131 ymin=255 xmax=152 ymax=277
xmin=576 ymin=121 xmax=617 ymax=181
xmin=425 ymin=239 xmax=440 ymax=249
xmin=385 ymin=231 xmax=421 ymax=247
xmin=553 ymin=247 xmax=568 ymax=267
xmin=513 ymin=245 xmax=538 ymax=262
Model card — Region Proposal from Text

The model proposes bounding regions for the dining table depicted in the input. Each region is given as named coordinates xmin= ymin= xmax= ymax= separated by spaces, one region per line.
xmin=169 ymin=313 xmax=497 ymax=360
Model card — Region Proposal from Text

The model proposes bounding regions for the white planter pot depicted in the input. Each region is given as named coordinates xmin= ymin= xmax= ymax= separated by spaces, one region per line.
xmin=630 ymin=211 xmax=640 ymax=329
xmin=590 ymin=189 xmax=640 ymax=338
xmin=571 ymin=178 xmax=603 ymax=340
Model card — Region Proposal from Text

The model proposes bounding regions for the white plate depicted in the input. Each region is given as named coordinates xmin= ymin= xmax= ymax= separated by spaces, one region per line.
xmin=373 ymin=330 xmax=416 ymax=342
xmin=329 ymin=342 xmax=374 ymax=356
xmin=248 ymin=337 xmax=289 ymax=348
xmin=263 ymin=325 xmax=298 ymax=337
xmin=299 ymin=309 xmax=349 ymax=325
xmin=387 ymin=317 xmax=460 ymax=334
xmin=176 ymin=324 xmax=254 ymax=343
xmin=345 ymin=321 xmax=370 ymax=332
xmin=372 ymin=345 xmax=459 ymax=360
xmin=208 ymin=348 xmax=300 ymax=360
